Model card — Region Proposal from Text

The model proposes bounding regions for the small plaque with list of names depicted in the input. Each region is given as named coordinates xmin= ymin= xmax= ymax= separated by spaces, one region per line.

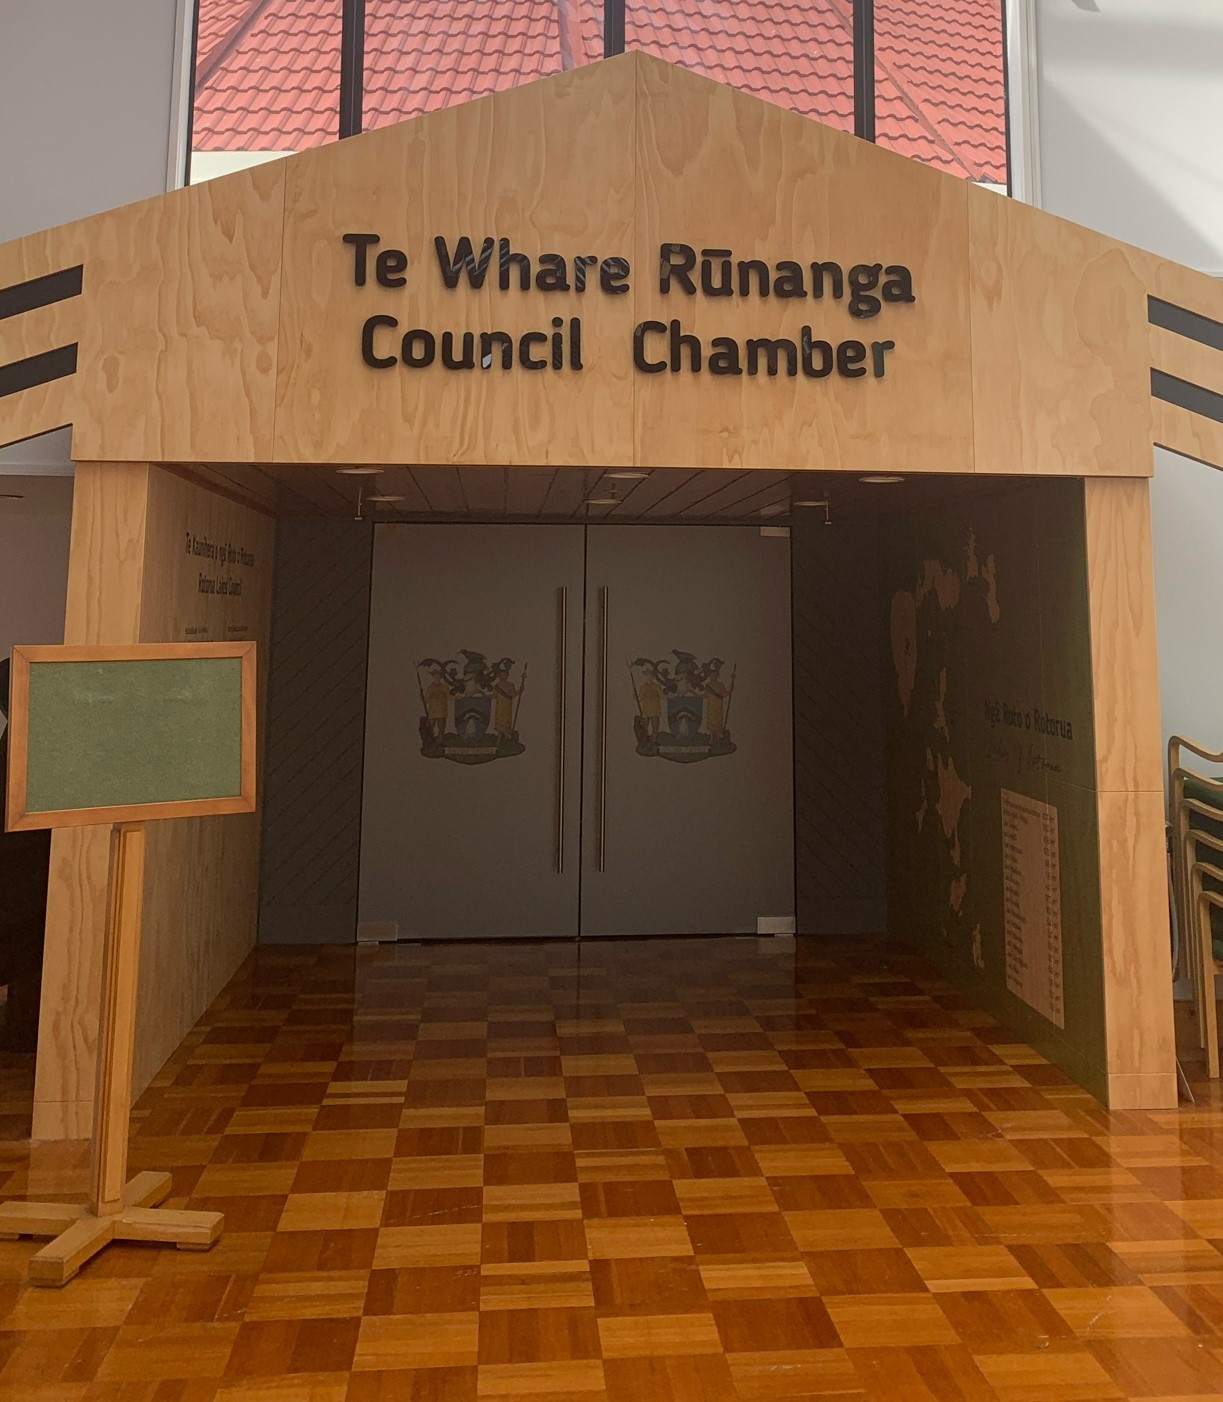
xmin=1001 ymin=788 xmax=1065 ymax=1029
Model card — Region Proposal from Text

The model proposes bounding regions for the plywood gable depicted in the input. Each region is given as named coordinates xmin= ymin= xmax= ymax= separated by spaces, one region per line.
xmin=0 ymin=163 xmax=285 ymax=463
xmin=1 ymin=51 xmax=1220 ymax=476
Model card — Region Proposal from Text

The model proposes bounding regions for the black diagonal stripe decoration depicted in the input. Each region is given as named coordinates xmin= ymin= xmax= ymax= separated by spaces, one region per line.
xmin=1148 ymin=295 xmax=1223 ymax=354
xmin=0 ymin=265 xmax=84 ymax=322
xmin=1152 ymin=368 xmax=1223 ymax=426
xmin=0 ymin=344 xmax=78 ymax=399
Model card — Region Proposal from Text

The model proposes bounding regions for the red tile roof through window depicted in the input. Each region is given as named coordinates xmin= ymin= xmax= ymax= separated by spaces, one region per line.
xmin=192 ymin=0 xmax=1006 ymax=184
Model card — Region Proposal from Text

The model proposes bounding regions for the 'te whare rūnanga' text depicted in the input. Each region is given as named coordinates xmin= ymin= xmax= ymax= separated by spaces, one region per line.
xmin=343 ymin=234 xmax=917 ymax=381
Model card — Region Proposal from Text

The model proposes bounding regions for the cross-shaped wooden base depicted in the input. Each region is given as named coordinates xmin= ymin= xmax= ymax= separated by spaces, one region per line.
xmin=0 ymin=827 xmax=227 ymax=1287
xmin=0 ymin=1169 xmax=223 ymax=1286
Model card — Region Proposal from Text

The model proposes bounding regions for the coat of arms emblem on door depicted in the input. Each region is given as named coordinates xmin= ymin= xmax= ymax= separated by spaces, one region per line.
xmin=630 ymin=651 xmax=737 ymax=763
xmin=417 ymin=651 xmax=527 ymax=764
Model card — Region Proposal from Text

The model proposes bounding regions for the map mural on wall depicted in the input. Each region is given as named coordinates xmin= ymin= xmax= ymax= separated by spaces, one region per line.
xmin=882 ymin=480 xmax=1101 ymax=1082
xmin=889 ymin=529 xmax=1001 ymax=974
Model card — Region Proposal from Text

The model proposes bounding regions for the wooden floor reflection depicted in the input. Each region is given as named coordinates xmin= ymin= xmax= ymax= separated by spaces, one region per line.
xmin=1 ymin=935 xmax=1222 ymax=1399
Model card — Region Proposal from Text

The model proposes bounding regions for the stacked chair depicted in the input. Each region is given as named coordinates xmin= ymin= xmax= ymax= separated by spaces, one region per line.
xmin=1169 ymin=735 xmax=1223 ymax=1077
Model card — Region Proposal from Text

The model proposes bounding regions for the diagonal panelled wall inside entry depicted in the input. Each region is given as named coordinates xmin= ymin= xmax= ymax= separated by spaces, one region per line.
xmin=258 ymin=519 xmax=373 ymax=945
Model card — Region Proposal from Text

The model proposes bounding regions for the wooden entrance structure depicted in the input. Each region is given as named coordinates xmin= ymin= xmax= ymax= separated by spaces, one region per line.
xmin=4 ymin=53 xmax=1223 ymax=1118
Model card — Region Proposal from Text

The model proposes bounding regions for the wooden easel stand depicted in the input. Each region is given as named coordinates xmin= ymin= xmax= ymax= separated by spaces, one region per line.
xmin=0 ymin=824 xmax=223 ymax=1285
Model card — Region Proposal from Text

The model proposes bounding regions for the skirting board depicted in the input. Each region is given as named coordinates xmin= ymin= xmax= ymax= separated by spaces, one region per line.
xmin=257 ymin=904 xmax=360 ymax=944
xmin=356 ymin=920 xmax=399 ymax=945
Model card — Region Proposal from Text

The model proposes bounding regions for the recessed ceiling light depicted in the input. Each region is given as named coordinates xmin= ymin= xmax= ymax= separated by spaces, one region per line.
xmin=336 ymin=466 xmax=382 ymax=476
xmin=859 ymin=475 xmax=905 ymax=484
xmin=792 ymin=498 xmax=829 ymax=507
xmin=366 ymin=494 xmax=405 ymax=504
xmin=585 ymin=495 xmax=620 ymax=506
xmin=758 ymin=503 xmax=787 ymax=518
xmin=606 ymin=470 xmax=649 ymax=480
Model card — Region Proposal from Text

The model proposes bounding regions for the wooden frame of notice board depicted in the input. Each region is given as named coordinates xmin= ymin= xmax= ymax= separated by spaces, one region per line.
xmin=0 ymin=640 xmax=257 ymax=1285
xmin=5 ymin=641 xmax=257 ymax=832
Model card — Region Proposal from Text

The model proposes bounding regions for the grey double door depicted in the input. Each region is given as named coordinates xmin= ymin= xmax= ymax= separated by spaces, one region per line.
xmin=358 ymin=523 xmax=793 ymax=939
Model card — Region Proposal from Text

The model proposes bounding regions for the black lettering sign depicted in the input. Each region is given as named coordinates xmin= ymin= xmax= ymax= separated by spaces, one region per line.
xmin=348 ymin=234 xmax=917 ymax=382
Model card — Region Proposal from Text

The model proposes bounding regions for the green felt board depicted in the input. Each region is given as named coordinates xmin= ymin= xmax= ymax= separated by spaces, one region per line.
xmin=24 ymin=658 xmax=243 ymax=814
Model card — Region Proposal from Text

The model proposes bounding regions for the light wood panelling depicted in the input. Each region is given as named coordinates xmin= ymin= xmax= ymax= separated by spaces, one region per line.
xmin=33 ymin=464 xmax=275 ymax=1140
xmin=0 ymin=299 xmax=83 ymax=448
xmin=1154 ymin=397 xmax=1223 ymax=471
xmin=134 ymin=468 xmax=275 ymax=1096
xmin=969 ymin=185 xmax=1153 ymax=477
xmin=0 ymin=161 xmax=284 ymax=461
xmin=1083 ymin=477 xmax=1163 ymax=794
xmin=91 ymin=823 xmax=148 ymax=1218
xmin=632 ymin=59 xmax=973 ymax=474
xmin=73 ymin=164 xmax=285 ymax=462
xmin=1150 ymin=324 xmax=1223 ymax=399
xmin=1097 ymin=790 xmax=1176 ymax=1106
xmin=274 ymin=57 xmax=637 ymax=466
xmin=1145 ymin=253 xmax=1223 ymax=322
xmin=0 ymin=223 xmax=89 ymax=450
xmin=35 ymin=464 xmax=151 ymax=1140
xmin=1083 ymin=478 xmax=1176 ymax=1107
xmin=0 ymin=376 xmax=76 ymax=457
xmin=0 ymin=298 xmax=83 ymax=364
xmin=59 ymin=464 xmax=151 ymax=641
xmin=171 ymin=462 xmax=282 ymax=515
xmin=3 ymin=53 xmax=1223 ymax=480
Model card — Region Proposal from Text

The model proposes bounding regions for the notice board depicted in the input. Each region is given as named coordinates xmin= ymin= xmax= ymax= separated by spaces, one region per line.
xmin=5 ymin=642 xmax=256 ymax=831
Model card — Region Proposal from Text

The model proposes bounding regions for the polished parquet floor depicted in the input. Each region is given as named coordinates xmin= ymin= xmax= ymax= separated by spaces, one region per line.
xmin=1 ymin=936 xmax=1223 ymax=1400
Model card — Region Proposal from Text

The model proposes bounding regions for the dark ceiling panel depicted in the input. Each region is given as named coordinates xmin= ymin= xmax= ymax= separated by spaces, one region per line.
xmin=541 ymin=468 xmax=604 ymax=517
xmin=679 ymin=470 xmax=787 ymax=518
xmin=377 ymin=466 xmax=434 ymax=514
xmin=641 ymin=470 xmax=752 ymax=518
xmin=265 ymin=463 xmax=360 ymax=516
xmin=505 ymin=467 xmax=560 ymax=516
xmin=601 ymin=469 xmax=685 ymax=519
xmin=246 ymin=463 xmax=1042 ymax=530
xmin=408 ymin=467 xmax=468 ymax=514
xmin=459 ymin=467 xmax=508 ymax=515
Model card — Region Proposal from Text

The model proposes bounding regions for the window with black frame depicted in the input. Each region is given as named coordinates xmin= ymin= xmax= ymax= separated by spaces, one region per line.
xmin=362 ymin=0 xmax=603 ymax=134
xmin=188 ymin=0 xmax=1007 ymax=190
xmin=189 ymin=0 xmax=344 ymax=183
xmin=873 ymin=0 xmax=1008 ymax=187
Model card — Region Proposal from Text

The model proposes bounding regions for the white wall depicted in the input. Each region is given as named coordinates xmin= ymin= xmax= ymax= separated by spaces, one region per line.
xmin=0 ymin=479 xmax=73 ymax=663
xmin=0 ymin=0 xmax=184 ymax=476
xmin=0 ymin=0 xmax=180 ymax=243
xmin=1034 ymin=0 xmax=1223 ymax=757
xmin=1037 ymin=1 xmax=1223 ymax=271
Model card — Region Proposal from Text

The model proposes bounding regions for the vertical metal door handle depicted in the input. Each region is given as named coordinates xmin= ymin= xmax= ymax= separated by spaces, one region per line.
xmin=555 ymin=586 xmax=567 ymax=874
xmin=598 ymin=585 xmax=608 ymax=872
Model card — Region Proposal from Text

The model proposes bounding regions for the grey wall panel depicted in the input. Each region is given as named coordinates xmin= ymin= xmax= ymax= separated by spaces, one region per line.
xmin=581 ymin=525 xmax=795 ymax=937
xmin=791 ymin=519 xmax=887 ymax=934
xmin=359 ymin=524 xmax=585 ymax=940
xmin=258 ymin=519 xmax=373 ymax=943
